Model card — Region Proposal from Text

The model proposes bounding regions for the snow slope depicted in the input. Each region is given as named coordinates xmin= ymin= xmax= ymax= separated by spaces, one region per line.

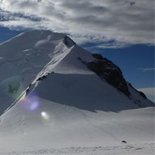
xmin=0 ymin=30 xmax=154 ymax=154
xmin=0 ymin=30 xmax=70 ymax=114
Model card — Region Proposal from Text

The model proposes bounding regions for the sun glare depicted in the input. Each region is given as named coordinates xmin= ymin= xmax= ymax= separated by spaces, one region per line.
xmin=41 ymin=111 xmax=49 ymax=120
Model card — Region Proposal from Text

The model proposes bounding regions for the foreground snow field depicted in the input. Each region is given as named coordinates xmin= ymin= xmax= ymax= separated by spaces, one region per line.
xmin=0 ymin=143 xmax=154 ymax=155
xmin=0 ymin=30 xmax=154 ymax=155
xmin=0 ymin=99 xmax=154 ymax=155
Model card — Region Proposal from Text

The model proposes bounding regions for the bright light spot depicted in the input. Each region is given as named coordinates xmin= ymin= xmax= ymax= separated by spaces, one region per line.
xmin=41 ymin=111 xmax=49 ymax=120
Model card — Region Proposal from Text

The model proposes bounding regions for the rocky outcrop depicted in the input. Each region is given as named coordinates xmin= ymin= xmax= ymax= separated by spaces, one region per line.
xmin=128 ymin=83 xmax=147 ymax=99
xmin=63 ymin=36 xmax=75 ymax=48
xmin=87 ymin=54 xmax=130 ymax=96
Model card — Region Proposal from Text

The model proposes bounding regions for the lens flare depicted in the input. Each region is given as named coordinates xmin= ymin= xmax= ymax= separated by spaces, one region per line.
xmin=41 ymin=111 xmax=49 ymax=120
xmin=20 ymin=92 xmax=40 ymax=111
xmin=30 ymin=101 xmax=39 ymax=111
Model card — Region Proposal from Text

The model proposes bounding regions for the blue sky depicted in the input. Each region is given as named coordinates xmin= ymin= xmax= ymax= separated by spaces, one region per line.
xmin=0 ymin=27 xmax=154 ymax=102
xmin=0 ymin=27 xmax=22 ymax=42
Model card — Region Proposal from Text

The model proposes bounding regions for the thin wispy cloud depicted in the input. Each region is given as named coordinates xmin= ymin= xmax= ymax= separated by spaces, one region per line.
xmin=138 ymin=68 xmax=155 ymax=72
xmin=0 ymin=0 xmax=154 ymax=46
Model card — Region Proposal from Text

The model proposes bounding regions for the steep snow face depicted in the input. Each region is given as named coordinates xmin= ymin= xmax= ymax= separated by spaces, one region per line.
xmin=0 ymin=30 xmax=75 ymax=114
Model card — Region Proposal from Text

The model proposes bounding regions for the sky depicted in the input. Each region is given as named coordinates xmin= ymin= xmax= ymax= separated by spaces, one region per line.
xmin=0 ymin=0 xmax=154 ymax=102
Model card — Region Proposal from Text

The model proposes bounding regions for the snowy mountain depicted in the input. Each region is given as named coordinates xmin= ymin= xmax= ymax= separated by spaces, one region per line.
xmin=0 ymin=30 xmax=154 ymax=155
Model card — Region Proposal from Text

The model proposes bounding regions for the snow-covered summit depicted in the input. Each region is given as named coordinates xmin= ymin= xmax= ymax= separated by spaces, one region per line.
xmin=0 ymin=30 xmax=154 ymax=154
xmin=0 ymin=30 xmax=77 ymax=114
xmin=0 ymin=30 xmax=153 ymax=115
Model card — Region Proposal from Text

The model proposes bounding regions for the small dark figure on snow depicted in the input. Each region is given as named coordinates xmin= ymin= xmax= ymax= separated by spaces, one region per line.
xmin=121 ymin=140 xmax=127 ymax=144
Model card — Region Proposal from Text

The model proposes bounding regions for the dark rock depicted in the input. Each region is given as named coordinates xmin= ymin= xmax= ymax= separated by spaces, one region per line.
xmin=87 ymin=54 xmax=130 ymax=96
xmin=92 ymin=54 xmax=104 ymax=60
xmin=37 ymin=75 xmax=47 ymax=81
xmin=26 ymin=88 xmax=30 ymax=95
xmin=138 ymin=91 xmax=147 ymax=99
xmin=128 ymin=83 xmax=147 ymax=99
xmin=63 ymin=36 xmax=75 ymax=48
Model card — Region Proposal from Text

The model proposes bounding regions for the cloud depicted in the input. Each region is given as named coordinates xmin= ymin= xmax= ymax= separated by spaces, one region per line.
xmin=138 ymin=68 xmax=155 ymax=72
xmin=94 ymin=41 xmax=129 ymax=49
xmin=0 ymin=0 xmax=154 ymax=46
xmin=138 ymin=87 xmax=155 ymax=103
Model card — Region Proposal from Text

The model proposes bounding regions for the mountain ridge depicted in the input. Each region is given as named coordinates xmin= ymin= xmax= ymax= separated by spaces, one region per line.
xmin=0 ymin=30 xmax=154 ymax=115
xmin=0 ymin=30 xmax=154 ymax=154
